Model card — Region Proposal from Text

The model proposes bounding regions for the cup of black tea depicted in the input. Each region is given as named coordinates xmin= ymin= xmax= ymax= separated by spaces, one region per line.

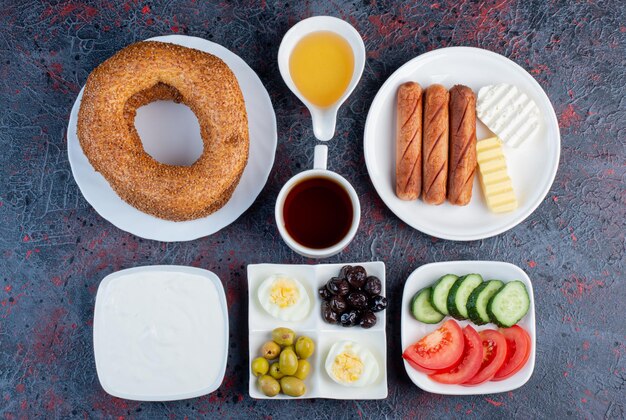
xmin=275 ymin=145 xmax=361 ymax=258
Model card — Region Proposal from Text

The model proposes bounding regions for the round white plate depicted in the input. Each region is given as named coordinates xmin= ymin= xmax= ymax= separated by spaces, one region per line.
xmin=67 ymin=35 xmax=277 ymax=242
xmin=363 ymin=47 xmax=560 ymax=241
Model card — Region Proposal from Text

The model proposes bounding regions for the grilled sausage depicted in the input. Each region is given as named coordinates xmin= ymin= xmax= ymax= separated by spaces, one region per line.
xmin=448 ymin=85 xmax=477 ymax=206
xmin=395 ymin=82 xmax=423 ymax=200
xmin=422 ymin=84 xmax=449 ymax=204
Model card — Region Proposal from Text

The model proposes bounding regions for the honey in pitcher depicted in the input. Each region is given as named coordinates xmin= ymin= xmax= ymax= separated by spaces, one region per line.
xmin=289 ymin=31 xmax=355 ymax=108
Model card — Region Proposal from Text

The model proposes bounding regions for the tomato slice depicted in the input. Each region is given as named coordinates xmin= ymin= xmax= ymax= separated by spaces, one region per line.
xmin=463 ymin=329 xmax=507 ymax=385
xmin=403 ymin=357 xmax=439 ymax=375
xmin=429 ymin=325 xmax=483 ymax=384
xmin=402 ymin=319 xmax=464 ymax=371
xmin=493 ymin=326 xmax=531 ymax=381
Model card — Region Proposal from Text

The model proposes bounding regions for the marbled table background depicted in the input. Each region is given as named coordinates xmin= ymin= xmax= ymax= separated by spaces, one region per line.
xmin=0 ymin=0 xmax=624 ymax=418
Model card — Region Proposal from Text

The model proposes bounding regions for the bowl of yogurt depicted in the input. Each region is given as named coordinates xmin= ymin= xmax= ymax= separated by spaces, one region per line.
xmin=93 ymin=265 xmax=229 ymax=401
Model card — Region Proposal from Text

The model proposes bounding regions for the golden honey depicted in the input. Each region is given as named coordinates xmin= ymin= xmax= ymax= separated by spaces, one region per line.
xmin=289 ymin=31 xmax=354 ymax=108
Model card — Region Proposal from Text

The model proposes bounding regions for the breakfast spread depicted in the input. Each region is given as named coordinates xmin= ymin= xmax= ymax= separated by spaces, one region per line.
xmin=325 ymin=340 xmax=380 ymax=387
xmin=476 ymin=137 xmax=518 ymax=213
xmin=258 ymin=274 xmax=311 ymax=321
xmin=252 ymin=327 xmax=315 ymax=397
xmin=395 ymin=82 xmax=423 ymax=200
xmin=402 ymin=319 xmax=531 ymax=385
xmin=289 ymin=31 xmax=354 ymax=108
xmin=65 ymin=17 xmax=556 ymax=402
xmin=476 ymin=84 xmax=541 ymax=148
xmin=319 ymin=265 xmax=387 ymax=328
xmin=77 ymin=41 xmax=249 ymax=221
xmin=410 ymin=273 xmax=530 ymax=327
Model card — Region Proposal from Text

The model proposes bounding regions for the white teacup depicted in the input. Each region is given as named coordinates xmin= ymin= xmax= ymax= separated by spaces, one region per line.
xmin=275 ymin=145 xmax=361 ymax=258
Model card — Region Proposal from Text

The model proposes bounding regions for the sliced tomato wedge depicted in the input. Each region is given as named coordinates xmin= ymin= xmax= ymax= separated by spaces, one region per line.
xmin=402 ymin=319 xmax=464 ymax=371
xmin=493 ymin=326 xmax=531 ymax=381
xmin=463 ymin=329 xmax=507 ymax=385
xmin=429 ymin=325 xmax=483 ymax=384
xmin=404 ymin=357 xmax=439 ymax=375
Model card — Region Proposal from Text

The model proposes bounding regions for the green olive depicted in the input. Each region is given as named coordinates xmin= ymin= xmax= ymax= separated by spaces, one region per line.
xmin=280 ymin=376 xmax=306 ymax=397
xmin=279 ymin=348 xmax=298 ymax=376
xmin=258 ymin=375 xmax=280 ymax=397
xmin=261 ymin=341 xmax=281 ymax=360
xmin=251 ymin=357 xmax=269 ymax=377
xmin=272 ymin=327 xmax=295 ymax=346
xmin=293 ymin=359 xmax=311 ymax=380
xmin=295 ymin=336 xmax=315 ymax=359
xmin=269 ymin=362 xmax=284 ymax=380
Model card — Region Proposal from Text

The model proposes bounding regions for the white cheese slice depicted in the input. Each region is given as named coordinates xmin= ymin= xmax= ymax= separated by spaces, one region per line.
xmin=476 ymin=84 xmax=541 ymax=147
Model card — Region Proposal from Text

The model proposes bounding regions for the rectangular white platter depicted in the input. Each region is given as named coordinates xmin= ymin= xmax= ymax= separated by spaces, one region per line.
xmin=401 ymin=260 xmax=536 ymax=395
xmin=248 ymin=262 xmax=388 ymax=399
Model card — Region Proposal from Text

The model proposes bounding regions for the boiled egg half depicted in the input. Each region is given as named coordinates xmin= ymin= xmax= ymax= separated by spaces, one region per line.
xmin=257 ymin=274 xmax=311 ymax=321
xmin=325 ymin=340 xmax=379 ymax=387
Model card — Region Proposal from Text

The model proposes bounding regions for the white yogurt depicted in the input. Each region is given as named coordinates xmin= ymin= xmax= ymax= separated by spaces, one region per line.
xmin=94 ymin=267 xmax=227 ymax=400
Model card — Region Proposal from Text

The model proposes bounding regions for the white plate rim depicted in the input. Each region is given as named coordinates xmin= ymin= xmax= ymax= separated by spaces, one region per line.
xmin=400 ymin=260 xmax=536 ymax=395
xmin=93 ymin=265 xmax=229 ymax=401
xmin=67 ymin=34 xmax=277 ymax=242
xmin=363 ymin=46 xmax=561 ymax=241
xmin=246 ymin=261 xmax=388 ymax=400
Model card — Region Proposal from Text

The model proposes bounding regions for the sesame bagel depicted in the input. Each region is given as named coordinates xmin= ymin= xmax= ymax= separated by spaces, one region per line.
xmin=77 ymin=41 xmax=249 ymax=221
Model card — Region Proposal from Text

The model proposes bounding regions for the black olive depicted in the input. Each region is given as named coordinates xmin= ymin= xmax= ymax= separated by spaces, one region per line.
xmin=360 ymin=311 xmax=377 ymax=329
xmin=339 ymin=265 xmax=353 ymax=279
xmin=329 ymin=295 xmax=348 ymax=313
xmin=339 ymin=310 xmax=360 ymax=327
xmin=318 ymin=286 xmax=332 ymax=300
xmin=346 ymin=291 xmax=368 ymax=309
xmin=369 ymin=295 xmax=388 ymax=312
xmin=363 ymin=276 xmax=382 ymax=296
xmin=346 ymin=265 xmax=367 ymax=289
xmin=327 ymin=277 xmax=350 ymax=296
xmin=321 ymin=301 xmax=339 ymax=324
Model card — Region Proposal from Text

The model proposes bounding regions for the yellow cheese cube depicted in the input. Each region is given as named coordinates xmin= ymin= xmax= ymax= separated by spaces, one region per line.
xmin=476 ymin=137 xmax=518 ymax=213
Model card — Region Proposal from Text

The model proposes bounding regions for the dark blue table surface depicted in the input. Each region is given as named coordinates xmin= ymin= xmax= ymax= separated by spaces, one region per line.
xmin=1 ymin=1 xmax=624 ymax=418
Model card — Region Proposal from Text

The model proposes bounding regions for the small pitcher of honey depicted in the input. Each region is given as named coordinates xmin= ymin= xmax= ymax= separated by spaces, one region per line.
xmin=278 ymin=16 xmax=366 ymax=141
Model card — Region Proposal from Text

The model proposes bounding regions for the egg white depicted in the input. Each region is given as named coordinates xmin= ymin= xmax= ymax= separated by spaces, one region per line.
xmin=325 ymin=340 xmax=380 ymax=387
xmin=257 ymin=274 xmax=311 ymax=321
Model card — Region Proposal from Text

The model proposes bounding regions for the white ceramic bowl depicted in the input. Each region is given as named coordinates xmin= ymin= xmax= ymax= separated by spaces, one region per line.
xmin=401 ymin=261 xmax=536 ymax=395
xmin=93 ymin=265 xmax=229 ymax=401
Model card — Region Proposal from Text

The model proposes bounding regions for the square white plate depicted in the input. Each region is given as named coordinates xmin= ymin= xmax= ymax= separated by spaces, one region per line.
xmin=93 ymin=265 xmax=229 ymax=401
xmin=247 ymin=262 xmax=388 ymax=399
xmin=401 ymin=261 xmax=536 ymax=395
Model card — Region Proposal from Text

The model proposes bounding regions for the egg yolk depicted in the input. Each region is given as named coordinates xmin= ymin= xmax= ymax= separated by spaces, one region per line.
xmin=270 ymin=278 xmax=300 ymax=308
xmin=332 ymin=350 xmax=363 ymax=383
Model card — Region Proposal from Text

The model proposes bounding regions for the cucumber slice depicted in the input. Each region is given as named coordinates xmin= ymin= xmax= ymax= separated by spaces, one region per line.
xmin=411 ymin=287 xmax=445 ymax=324
xmin=447 ymin=274 xmax=483 ymax=320
xmin=430 ymin=274 xmax=459 ymax=315
xmin=487 ymin=281 xmax=530 ymax=327
xmin=467 ymin=280 xmax=504 ymax=325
